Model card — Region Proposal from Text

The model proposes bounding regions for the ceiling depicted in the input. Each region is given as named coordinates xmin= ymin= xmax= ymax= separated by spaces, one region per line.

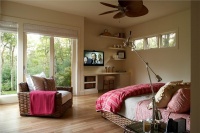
xmin=4 ymin=0 xmax=191 ymax=28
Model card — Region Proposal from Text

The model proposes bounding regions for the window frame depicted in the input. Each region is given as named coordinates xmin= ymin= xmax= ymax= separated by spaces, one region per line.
xmin=131 ymin=29 xmax=178 ymax=51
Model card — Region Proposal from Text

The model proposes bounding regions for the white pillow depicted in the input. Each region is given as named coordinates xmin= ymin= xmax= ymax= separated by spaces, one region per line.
xmin=26 ymin=72 xmax=46 ymax=91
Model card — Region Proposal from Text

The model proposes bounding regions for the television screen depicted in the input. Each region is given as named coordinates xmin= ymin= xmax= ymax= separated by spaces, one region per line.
xmin=84 ymin=50 xmax=104 ymax=66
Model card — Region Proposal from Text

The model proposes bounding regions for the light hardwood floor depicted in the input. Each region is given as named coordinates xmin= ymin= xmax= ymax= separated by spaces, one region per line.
xmin=0 ymin=93 xmax=123 ymax=133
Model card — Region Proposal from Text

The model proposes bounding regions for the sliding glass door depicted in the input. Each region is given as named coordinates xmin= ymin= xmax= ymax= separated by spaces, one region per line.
xmin=26 ymin=33 xmax=72 ymax=86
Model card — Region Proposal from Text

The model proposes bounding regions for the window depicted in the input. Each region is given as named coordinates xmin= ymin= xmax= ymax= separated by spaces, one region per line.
xmin=54 ymin=37 xmax=72 ymax=86
xmin=26 ymin=34 xmax=50 ymax=77
xmin=134 ymin=39 xmax=144 ymax=50
xmin=160 ymin=32 xmax=176 ymax=48
xmin=147 ymin=36 xmax=158 ymax=49
xmin=24 ymin=24 xmax=78 ymax=87
xmin=132 ymin=30 xmax=177 ymax=51
xmin=26 ymin=34 xmax=72 ymax=86
xmin=0 ymin=21 xmax=18 ymax=95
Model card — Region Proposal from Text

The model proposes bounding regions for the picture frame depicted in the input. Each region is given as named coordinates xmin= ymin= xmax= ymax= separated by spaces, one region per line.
xmin=117 ymin=50 xmax=126 ymax=59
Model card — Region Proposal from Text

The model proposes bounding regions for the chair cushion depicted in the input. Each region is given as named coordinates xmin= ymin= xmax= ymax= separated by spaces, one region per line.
xmin=44 ymin=78 xmax=57 ymax=91
xmin=57 ymin=90 xmax=72 ymax=104
xmin=31 ymin=76 xmax=45 ymax=91
xmin=26 ymin=72 xmax=46 ymax=91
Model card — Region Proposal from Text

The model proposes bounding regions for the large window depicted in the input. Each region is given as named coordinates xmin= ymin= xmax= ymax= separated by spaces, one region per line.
xmin=0 ymin=21 xmax=18 ymax=95
xmin=27 ymin=34 xmax=50 ymax=77
xmin=54 ymin=37 xmax=72 ymax=86
xmin=26 ymin=34 xmax=72 ymax=86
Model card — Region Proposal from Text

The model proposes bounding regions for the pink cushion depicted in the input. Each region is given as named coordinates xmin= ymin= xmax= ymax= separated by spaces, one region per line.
xmin=167 ymin=88 xmax=190 ymax=113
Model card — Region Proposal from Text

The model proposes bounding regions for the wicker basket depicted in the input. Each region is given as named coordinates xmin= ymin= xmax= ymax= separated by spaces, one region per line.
xmin=101 ymin=111 xmax=135 ymax=129
xmin=18 ymin=82 xmax=73 ymax=118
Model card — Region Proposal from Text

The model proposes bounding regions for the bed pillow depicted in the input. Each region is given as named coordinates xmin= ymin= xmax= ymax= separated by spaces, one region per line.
xmin=26 ymin=72 xmax=46 ymax=91
xmin=167 ymin=88 xmax=190 ymax=113
xmin=30 ymin=75 xmax=45 ymax=91
xmin=148 ymin=81 xmax=190 ymax=109
xmin=44 ymin=77 xmax=57 ymax=91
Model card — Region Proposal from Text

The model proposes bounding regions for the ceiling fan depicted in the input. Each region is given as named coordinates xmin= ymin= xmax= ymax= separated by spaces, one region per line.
xmin=99 ymin=0 xmax=148 ymax=19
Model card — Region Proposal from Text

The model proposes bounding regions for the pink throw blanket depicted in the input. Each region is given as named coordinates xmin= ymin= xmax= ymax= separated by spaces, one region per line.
xmin=30 ymin=91 xmax=56 ymax=115
xmin=96 ymin=83 xmax=165 ymax=113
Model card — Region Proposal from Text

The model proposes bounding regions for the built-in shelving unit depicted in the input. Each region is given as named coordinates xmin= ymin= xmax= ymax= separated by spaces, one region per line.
xmin=100 ymin=33 xmax=126 ymax=60
xmin=84 ymin=75 xmax=97 ymax=89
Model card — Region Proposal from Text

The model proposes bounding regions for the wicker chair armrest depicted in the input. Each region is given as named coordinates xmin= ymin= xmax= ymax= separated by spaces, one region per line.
xmin=19 ymin=82 xmax=29 ymax=92
xmin=18 ymin=91 xmax=30 ymax=97
xmin=56 ymin=86 xmax=73 ymax=93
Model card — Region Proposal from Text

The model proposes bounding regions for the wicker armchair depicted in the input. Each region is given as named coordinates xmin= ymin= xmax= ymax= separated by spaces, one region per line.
xmin=18 ymin=82 xmax=73 ymax=117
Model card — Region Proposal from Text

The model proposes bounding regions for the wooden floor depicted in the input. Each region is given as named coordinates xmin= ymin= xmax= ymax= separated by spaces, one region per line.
xmin=0 ymin=93 xmax=123 ymax=133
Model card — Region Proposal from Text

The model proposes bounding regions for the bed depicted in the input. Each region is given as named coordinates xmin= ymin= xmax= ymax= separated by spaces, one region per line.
xmin=96 ymin=82 xmax=190 ymax=131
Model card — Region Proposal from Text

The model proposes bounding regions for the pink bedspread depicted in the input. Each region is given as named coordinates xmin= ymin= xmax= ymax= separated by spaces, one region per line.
xmin=96 ymin=83 xmax=165 ymax=113
xmin=30 ymin=91 xmax=56 ymax=115
xmin=135 ymin=99 xmax=190 ymax=131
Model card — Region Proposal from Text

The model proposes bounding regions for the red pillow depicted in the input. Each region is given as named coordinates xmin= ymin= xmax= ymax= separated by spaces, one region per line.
xmin=167 ymin=88 xmax=190 ymax=113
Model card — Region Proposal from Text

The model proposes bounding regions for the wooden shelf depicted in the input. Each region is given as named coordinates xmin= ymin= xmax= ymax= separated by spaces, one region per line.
xmin=100 ymin=35 xmax=125 ymax=40
xmin=108 ymin=47 xmax=125 ymax=50
xmin=110 ymin=58 xmax=125 ymax=60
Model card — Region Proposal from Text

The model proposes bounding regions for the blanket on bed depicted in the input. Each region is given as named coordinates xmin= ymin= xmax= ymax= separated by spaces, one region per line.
xmin=96 ymin=83 xmax=165 ymax=113
xmin=30 ymin=91 xmax=56 ymax=115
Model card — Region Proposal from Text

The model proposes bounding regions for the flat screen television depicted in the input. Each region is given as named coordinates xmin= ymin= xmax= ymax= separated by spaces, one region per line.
xmin=84 ymin=50 xmax=104 ymax=66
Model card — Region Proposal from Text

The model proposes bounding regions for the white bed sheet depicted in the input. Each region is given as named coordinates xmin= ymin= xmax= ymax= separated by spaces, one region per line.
xmin=118 ymin=94 xmax=152 ymax=120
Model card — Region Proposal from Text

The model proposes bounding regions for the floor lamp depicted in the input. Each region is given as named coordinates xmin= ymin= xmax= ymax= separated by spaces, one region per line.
xmin=124 ymin=34 xmax=162 ymax=131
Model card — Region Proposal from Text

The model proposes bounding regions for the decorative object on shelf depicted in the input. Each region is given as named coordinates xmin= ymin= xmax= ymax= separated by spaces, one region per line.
xmin=99 ymin=0 xmax=148 ymax=19
xmin=105 ymin=67 xmax=108 ymax=73
xmin=112 ymin=54 xmax=118 ymax=60
xmin=114 ymin=33 xmax=126 ymax=38
xmin=100 ymin=29 xmax=112 ymax=36
xmin=112 ymin=66 xmax=115 ymax=72
xmin=117 ymin=50 xmax=126 ymax=59
xmin=124 ymin=31 xmax=163 ymax=131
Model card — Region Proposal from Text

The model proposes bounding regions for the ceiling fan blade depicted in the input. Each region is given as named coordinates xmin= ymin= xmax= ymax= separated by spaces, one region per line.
xmin=125 ymin=5 xmax=148 ymax=17
xmin=118 ymin=0 xmax=130 ymax=7
xmin=100 ymin=2 xmax=118 ymax=8
xmin=118 ymin=0 xmax=143 ymax=7
xmin=126 ymin=1 xmax=143 ymax=12
xmin=99 ymin=10 xmax=119 ymax=15
xmin=113 ymin=12 xmax=125 ymax=19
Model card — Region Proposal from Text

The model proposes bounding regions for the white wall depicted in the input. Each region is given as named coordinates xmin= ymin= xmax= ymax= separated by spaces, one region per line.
xmin=84 ymin=18 xmax=125 ymax=74
xmin=82 ymin=18 xmax=125 ymax=94
xmin=124 ymin=10 xmax=191 ymax=84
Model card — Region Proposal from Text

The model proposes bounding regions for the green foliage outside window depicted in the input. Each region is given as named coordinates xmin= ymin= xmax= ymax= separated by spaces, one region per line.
xmin=0 ymin=32 xmax=17 ymax=95
xmin=27 ymin=34 xmax=71 ymax=87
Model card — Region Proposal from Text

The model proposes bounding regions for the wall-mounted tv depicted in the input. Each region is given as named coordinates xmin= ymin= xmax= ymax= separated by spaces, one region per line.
xmin=84 ymin=50 xmax=104 ymax=66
